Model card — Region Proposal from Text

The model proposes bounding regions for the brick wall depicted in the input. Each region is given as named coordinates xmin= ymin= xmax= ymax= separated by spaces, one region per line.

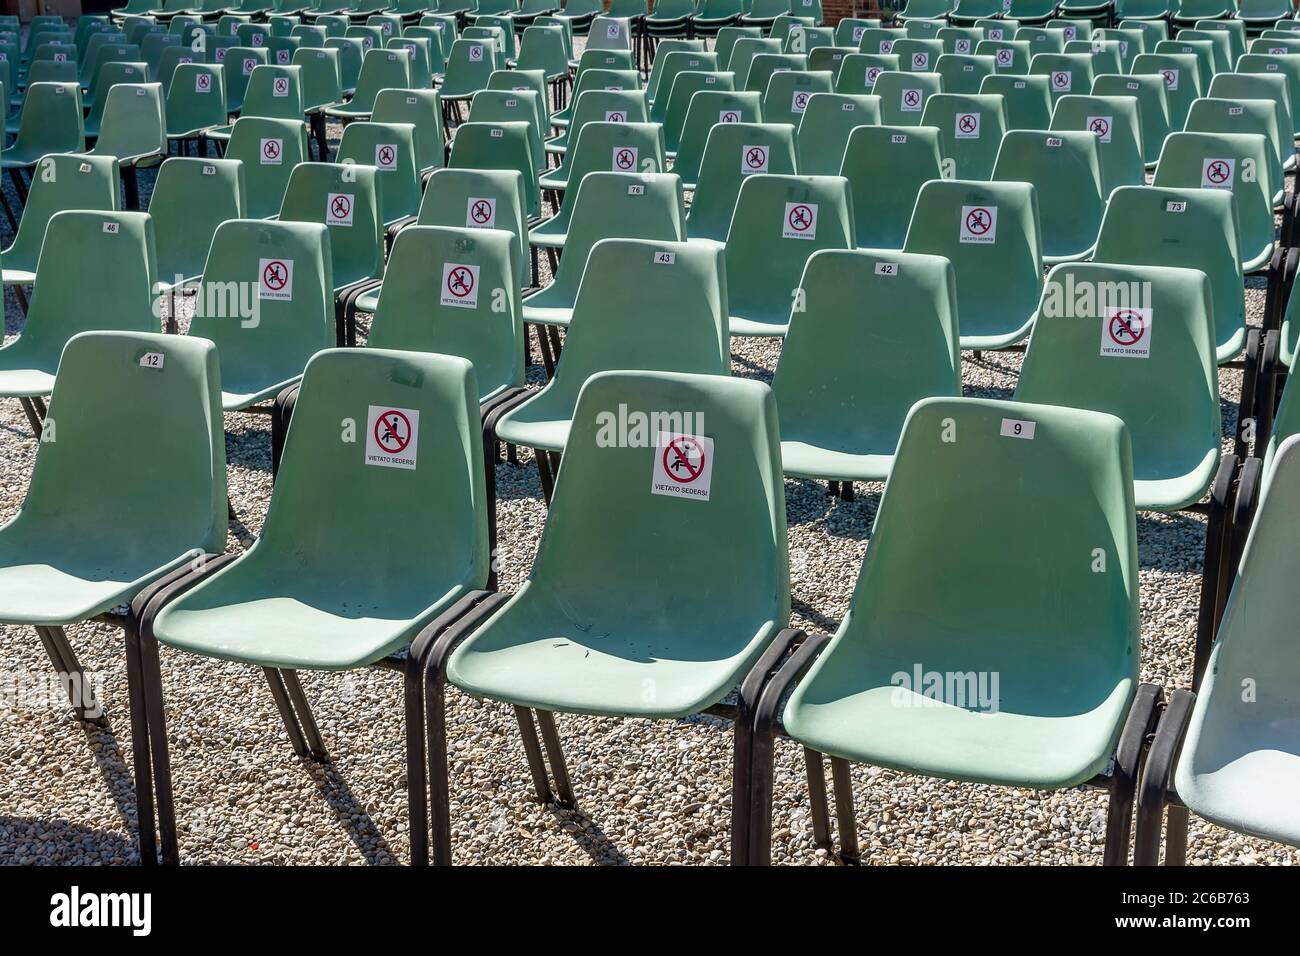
xmin=822 ymin=1 xmax=890 ymax=27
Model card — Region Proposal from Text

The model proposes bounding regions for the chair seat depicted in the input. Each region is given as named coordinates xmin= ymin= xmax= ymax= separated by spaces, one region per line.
xmin=957 ymin=317 xmax=1036 ymax=351
xmin=221 ymin=375 xmax=302 ymax=412
xmin=495 ymin=394 xmax=572 ymax=451
xmin=153 ymin=562 xmax=469 ymax=670
xmin=354 ymin=289 xmax=381 ymax=312
xmin=1132 ymin=449 xmax=1219 ymax=513
xmin=528 ymin=215 xmax=567 ymax=248
xmin=784 ymin=668 xmax=1134 ymax=790
xmin=0 ymin=359 xmax=57 ymax=398
xmin=780 ymin=439 xmax=894 ymax=483
xmin=1177 ymin=739 xmax=1300 ymax=848
xmin=1 ymin=148 xmax=56 ymax=169
xmin=728 ymin=313 xmax=788 ymax=337
xmin=1216 ymin=326 xmax=1247 ymax=366
xmin=0 ymin=267 xmax=37 ymax=286
xmin=521 ymin=298 xmax=574 ymax=326
xmin=447 ymin=584 xmax=782 ymax=718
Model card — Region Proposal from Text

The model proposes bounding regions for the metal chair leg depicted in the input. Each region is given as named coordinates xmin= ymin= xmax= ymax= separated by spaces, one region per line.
xmin=262 ymin=667 xmax=309 ymax=757
xmin=124 ymin=625 xmax=159 ymax=865
xmin=139 ymin=631 xmax=181 ymax=865
xmin=829 ymin=756 xmax=860 ymax=864
xmin=281 ymin=669 xmax=329 ymax=760
xmin=535 ymin=709 xmax=575 ymax=808
xmin=803 ymin=747 xmax=833 ymax=850
xmin=35 ymin=625 xmax=107 ymax=726
xmin=512 ymin=705 xmax=554 ymax=803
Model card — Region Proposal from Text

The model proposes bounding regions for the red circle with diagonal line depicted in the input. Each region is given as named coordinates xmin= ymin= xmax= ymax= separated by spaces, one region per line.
xmin=1052 ymin=71 xmax=1069 ymax=88
xmin=1109 ymin=310 xmax=1145 ymax=345
xmin=615 ymin=148 xmax=635 ymax=169
xmin=722 ymin=110 xmax=739 ymax=122
xmin=378 ymin=145 xmax=395 ymax=166
xmin=745 ymin=147 xmax=767 ymax=168
xmin=794 ymin=92 xmax=808 ymax=109
xmin=1089 ymin=117 xmax=1109 ymax=137
xmin=608 ymin=111 xmax=624 ymax=122
xmin=904 ymin=89 xmax=920 ymax=106
xmin=263 ymin=139 xmax=280 ymax=160
xmin=965 ymin=207 xmax=991 ymax=234
xmin=471 ymin=199 xmax=493 ymax=223
xmin=1161 ymin=69 xmax=1176 ymax=86
xmin=197 ymin=73 xmax=210 ymax=89
xmin=262 ymin=260 xmax=288 ymax=290
xmin=374 ymin=409 xmax=411 ymax=453
xmin=959 ymin=114 xmax=977 ymax=133
xmin=788 ymin=204 xmax=813 ymax=232
xmin=331 ymin=195 xmax=351 ymax=219
xmin=1206 ymin=160 xmax=1230 ymax=184
xmin=663 ymin=436 xmax=706 ymax=483
xmin=447 ymin=266 xmax=475 ymax=298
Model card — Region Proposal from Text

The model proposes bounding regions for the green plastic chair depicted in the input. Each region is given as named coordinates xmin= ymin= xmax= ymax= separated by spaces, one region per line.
xmin=648 ymin=48 xmax=719 ymax=113
xmin=841 ymin=123 xmax=944 ymax=249
xmin=513 ymin=25 xmax=570 ymax=85
xmin=325 ymin=46 xmax=410 ymax=119
xmin=1029 ymin=51 xmax=1096 ymax=104
xmin=1 ymin=155 xmax=119 ymax=290
xmin=448 ymin=120 xmax=541 ymax=219
xmin=695 ymin=0 xmax=746 ymax=37
xmin=939 ymin=26 xmax=984 ymax=55
xmin=857 ymin=27 xmax=900 ymax=57
xmin=88 ymin=81 xmax=167 ymax=174
xmin=323 ymin=37 xmax=365 ymax=93
xmin=835 ymin=53 xmax=900 ymax=94
xmin=373 ymin=88 xmax=446 ymax=176
xmin=714 ymin=27 xmax=761 ymax=70
xmin=660 ymin=71 xmax=736 ymax=151
xmin=438 ymin=37 xmax=498 ymax=102
xmin=976 ymin=38 xmax=1033 ymax=75
xmin=0 ymin=211 xmax=159 ymax=400
xmin=0 ymin=330 xmax=227 ymax=625
xmin=1176 ymin=29 xmax=1232 ymax=75
xmin=552 ymin=67 xmax=641 ymax=129
xmin=686 ymin=120 xmax=797 ymax=242
xmin=874 ymin=70 xmax=943 ymax=126
xmin=1064 ymin=38 xmax=1124 ymax=79
xmin=386 ymin=36 xmax=432 ymax=90
xmin=893 ymin=38 xmax=945 ymax=75
xmin=934 ymin=52 xmax=995 ymax=94
xmin=1051 ymin=94 xmax=1146 ymax=198
xmin=225 ymin=115 xmax=310 ymax=219
xmin=764 ymin=396 xmax=1144 ymax=865
xmin=368 ymin=225 xmax=523 ymax=402
xmin=1017 ymin=261 xmax=1221 ymax=512
xmin=1118 ymin=1 xmax=1174 ymax=21
xmin=152 ymin=156 xmax=245 ymax=293
xmin=81 ymin=42 xmax=142 ymax=97
xmin=415 ymin=167 xmax=528 ymax=289
xmin=1094 ymin=184 xmax=1246 ymax=364
xmin=744 ymin=52 xmax=807 ymax=96
xmin=190 ymin=219 xmax=334 ymax=410
xmin=279 ymin=161 xmax=384 ymax=294
xmin=1207 ymin=73 xmax=1294 ymax=163
xmin=219 ymin=46 xmax=269 ymax=114
xmin=532 ymin=158 xmax=683 ymax=252
xmin=1153 ymin=131 xmax=1277 ymax=273
xmin=1130 ymin=51 xmax=1201 ymax=129
xmin=979 ymin=72 xmax=1052 ymax=130
xmin=834 ymin=18 xmax=882 ymax=48
xmin=903 ymin=178 xmax=1044 ymax=349
xmin=992 ymin=129 xmax=1104 ymax=264
xmin=774 ymin=247 xmax=960 ymax=484
xmin=1185 ymin=96 xmax=1289 ymax=195
xmin=897 ymin=0 xmax=952 ymax=20
xmin=724 ymin=37 xmax=781 ymax=89
xmin=293 ymin=46 xmax=343 ymax=113
xmin=763 ymin=68 xmax=832 ymax=130
xmin=646 ymin=0 xmax=696 ymax=37
xmin=540 ymin=120 xmax=665 ymax=196
xmin=1092 ymin=72 xmax=1170 ymax=168
xmin=524 ymin=171 xmax=687 ymax=327
xmin=923 ymin=92 xmax=1008 ymax=180
xmin=1171 ymin=0 xmax=1235 ymax=27
xmin=671 ymin=89 xmax=763 ymax=188
xmin=1015 ymin=26 xmax=1067 ymax=55
xmin=1236 ymin=53 xmax=1300 ymax=140
xmin=467 ymin=88 xmax=546 ymax=175
xmin=337 ymin=120 xmax=421 ymax=224
xmin=1094 ymin=28 xmax=1146 ymax=70
xmin=545 ymin=88 xmax=647 ymax=157
xmin=724 ymin=173 xmax=854 ymax=337
xmin=1155 ymin=38 xmax=1216 ymax=95
xmin=2 ymin=82 xmax=85 ymax=170
xmin=165 ymin=63 xmax=227 ymax=141
xmin=504 ymin=236 xmax=729 ymax=451
xmin=795 ymin=92 xmax=881 ymax=176
xmin=210 ymin=64 xmax=306 ymax=140
xmin=1237 ymin=0 xmax=1293 ymax=31
xmin=140 ymin=346 xmax=490 ymax=860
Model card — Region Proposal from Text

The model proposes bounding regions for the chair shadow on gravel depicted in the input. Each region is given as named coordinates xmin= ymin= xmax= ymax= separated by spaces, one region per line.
xmin=546 ymin=803 xmax=631 ymax=866
xmin=784 ymin=479 xmax=880 ymax=539
xmin=303 ymin=760 xmax=397 ymax=865
xmin=223 ymin=424 xmax=273 ymax=474
xmin=0 ymin=815 xmax=139 ymax=865
xmin=791 ymin=597 xmax=842 ymax=634
xmin=1136 ymin=511 xmax=1211 ymax=574
xmin=728 ymin=350 xmax=775 ymax=384
xmin=78 ymin=718 xmax=158 ymax=847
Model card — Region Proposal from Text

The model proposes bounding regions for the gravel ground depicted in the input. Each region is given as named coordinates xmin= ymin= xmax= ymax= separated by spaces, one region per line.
xmin=0 ymin=31 xmax=1296 ymax=866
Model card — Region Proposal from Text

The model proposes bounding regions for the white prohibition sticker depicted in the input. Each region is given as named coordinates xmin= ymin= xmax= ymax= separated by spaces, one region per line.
xmin=273 ymin=76 xmax=289 ymax=97
xmin=1000 ymin=418 xmax=1036 ymax=440
xmin=741 ymin=144 xmax=769 ymax=174
xmin=955 ymin=112 xmax=981 ymax=139
xmin=277 ymin=49 xmax=290 ymax=64
xmin=1166 ymin=200 xmax=1187 ymax=213
xmin=874 ymin=261 xmax=899 ymax=276
xmin=195 ymin=72 xmax=212 ymax=92
xmin=651 ymin=432 xmax=713 ymax=501
xmin=1087 ymin=115 xmax=1112 ymax=142
xmin=375 ymin=144 xmax=398 ymax=170
xmin=880 ymin=40 xmax=893 ymax=54
xmin=959 ymin=204 xmax=997 ymax=243
xmin=1050 ymin=70 xmax=1071 ymax=93
xmin=139 ymin=352 xmax=164 ymax=369
xmin=326 ymin=192 xmax=354 ymax=226
xmin=783 ymin=202 xmax=818 ymax=240
xmin=260 ymin=137 xmax=283 ymax=165
xmin=911 ymin=52 xmax=929 ymax=70
xmin=259 ymin=258 xmax=294 ymax=300
xmin=955 ymin=39 xmax=970 ymax=53
xmin=242 ymin=57 xmax=256 ymax=75
xmin=1201 ymin=157 xmax=1234 ymax=189
xmin=901 ymin=88 xmax=923 ymax=112
xmin=441 ymin=262 xmax=480 ymax=309
xmin=791 ymin=89 xmax=810 ymax=113
xmin=996 ymin=48 xmax=1013 ymax=66
xmin=1101 ymin=307 xmax=1152 ymax=358
xmin=720 ymin=108 xmax=742 ymax=122
xmin=605 ymin=109 xmax=626 ymax=122
xmin=612 ymin=145 xmax=638 ymax=171
xmin=366 ymin=405 xmax=420 ymax=470
xmin=866 ymin=66 xmax=882 ymax=84
xmin=466 ymin=196 xmax=496 ymax=228
xmin=988 ymin=28 xmax=1003 ymax=40
xmin=468 ymin=44 xmax=484 ymax=61
xmin=653 ymin=250 xmax=675 ymax=264
xmin=1162 ymin=68 xmax=1179 ymax=90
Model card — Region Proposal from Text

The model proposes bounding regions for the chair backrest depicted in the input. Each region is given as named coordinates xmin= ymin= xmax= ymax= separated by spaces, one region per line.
xmin=663 ymin=71 xmax=738 ymax=150
xmin=222 ymin=45 xmax=269 ymax=112
xmin=225 ymin=116 xmax=310 ymax=219
xmin=191 ymin=219 xmax=334 ymax=395
xmin=808 ymin=45 xmax=856 ymax=77
xmin=1094 ymin=184 xmax=1245 ymax=362
xmin=1185 ymin=96 xmax=1288 ymax=186
xmin=773 ymin=248 xmax=961 ymax=467
xmin=724 ymin=173 xmax=855 ymax=335
xmin=337 ymin=120 xmax=421 ymax=223
xmin=976 ymin=39 xmax=1033 ymax=75
xmin=527 ymin=368 xmax=788 ymax=639
xmin=673 ymin=90 xmax=764 ymax=186
xmin=687 ymin=121 xmax=798 ymax=241
xmin=348 ymin=46 xmax=412 ymax=113
xmin=1017 ymin=261 xmax=1219 ymax=499
xmin=922 ymin=92 xmax=1008 ymax=180
xmin=467 ymin=87 xmax=545 ymax=170
xmin=1155 ymin=37 xmax=1216 ymax=88
xmin=1029 ymin=51 xmax=1096 ymax=104
xmin=12 ymin=82 xmax=86 ymax=157
xmin=745 ymin=52 xmax=807 ymax=95
xmin=979 ymin=72 xmax=1052 ymax=130
xmin=22 ymin=331 xmax=227 ymax=558
xmin=448 ymin=121 xmax=541 ymax=218
xmin=151 ymin=156 xmax=245 ymax=287
xmin=936 ymin=52 xmax=997 ymax=94
xmin=418 ymin=167 xmax=528 ymax=286
xmin=840 ymin=123 xmax=944 ymax=249
xmin=555 ymin=88 xmax=649 ymax=154
xmin=369 ymin=225 xmax=523 ymax=400
xmin=514 ymin=25 xmax=569 ymax=81
xmin=992 ymin=129 xmax=1105 ymax=263
xmin=1235 ymin=52 xmax=1300 ymax=141
xmin=795 ymin=92 xmax=881 ymax=177
xmin=1207 ymin=71 xmax=1295 ymax=144
xmin=903 ymin=178 xmax=1044 ymax=347
xmin=1050 ymin=94 xmax=1146 ymax=198
xmin=1065 ymin=39 xmax=1123 ymax=79
xmin=324 ymin=36 xmax=366 ymax=91
xmin=18 ymin=211 xmax=160 ymax=373
xmin=279 ymin=161 xmax=384 ymax=290
xmin=1176 ymin=28 xmax=1231 ymax=74
xmin=727 ymin=37 xmax=782 ymax=89
xmin=716 ymin=26 xmax=763 ymax=71
xmin=440 ymin=37 xmax=499 ymax=96
xmin=1152 ymin=130 xmax=1277 ymax=272
xmin=373 ymin=88 xmax=445 ymax=174
xmin=240 ymin=63 xmax=306 ymax=121
xmin=835 ymin=53 xmax=900 ymax=94
xmin=3 ymin=154 xmax=119 ymax=278
xmin=488 ymin=67 xmax=551 ymax=132
xmin=293 ymin=46 xmax=343 ymax=111
xmin=649 ymin=48 xmax=719 ymax=110
xmin=940 ymin=26 xmax=984 ymax=56
xmin=264 ymin=348 xmax=489 ymax=595
xmin=91 ymin=82 xmax=166 ymax=162
xmin=1092 ymin=72 xmax=1170 ymax=167
xmin=893 ymin=38 xmax=944 ymax=74
xmin=874 ymin=70 xmax=943 ymax=125
xmin=1130 ymin=51 xmax=1201 ymax=128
